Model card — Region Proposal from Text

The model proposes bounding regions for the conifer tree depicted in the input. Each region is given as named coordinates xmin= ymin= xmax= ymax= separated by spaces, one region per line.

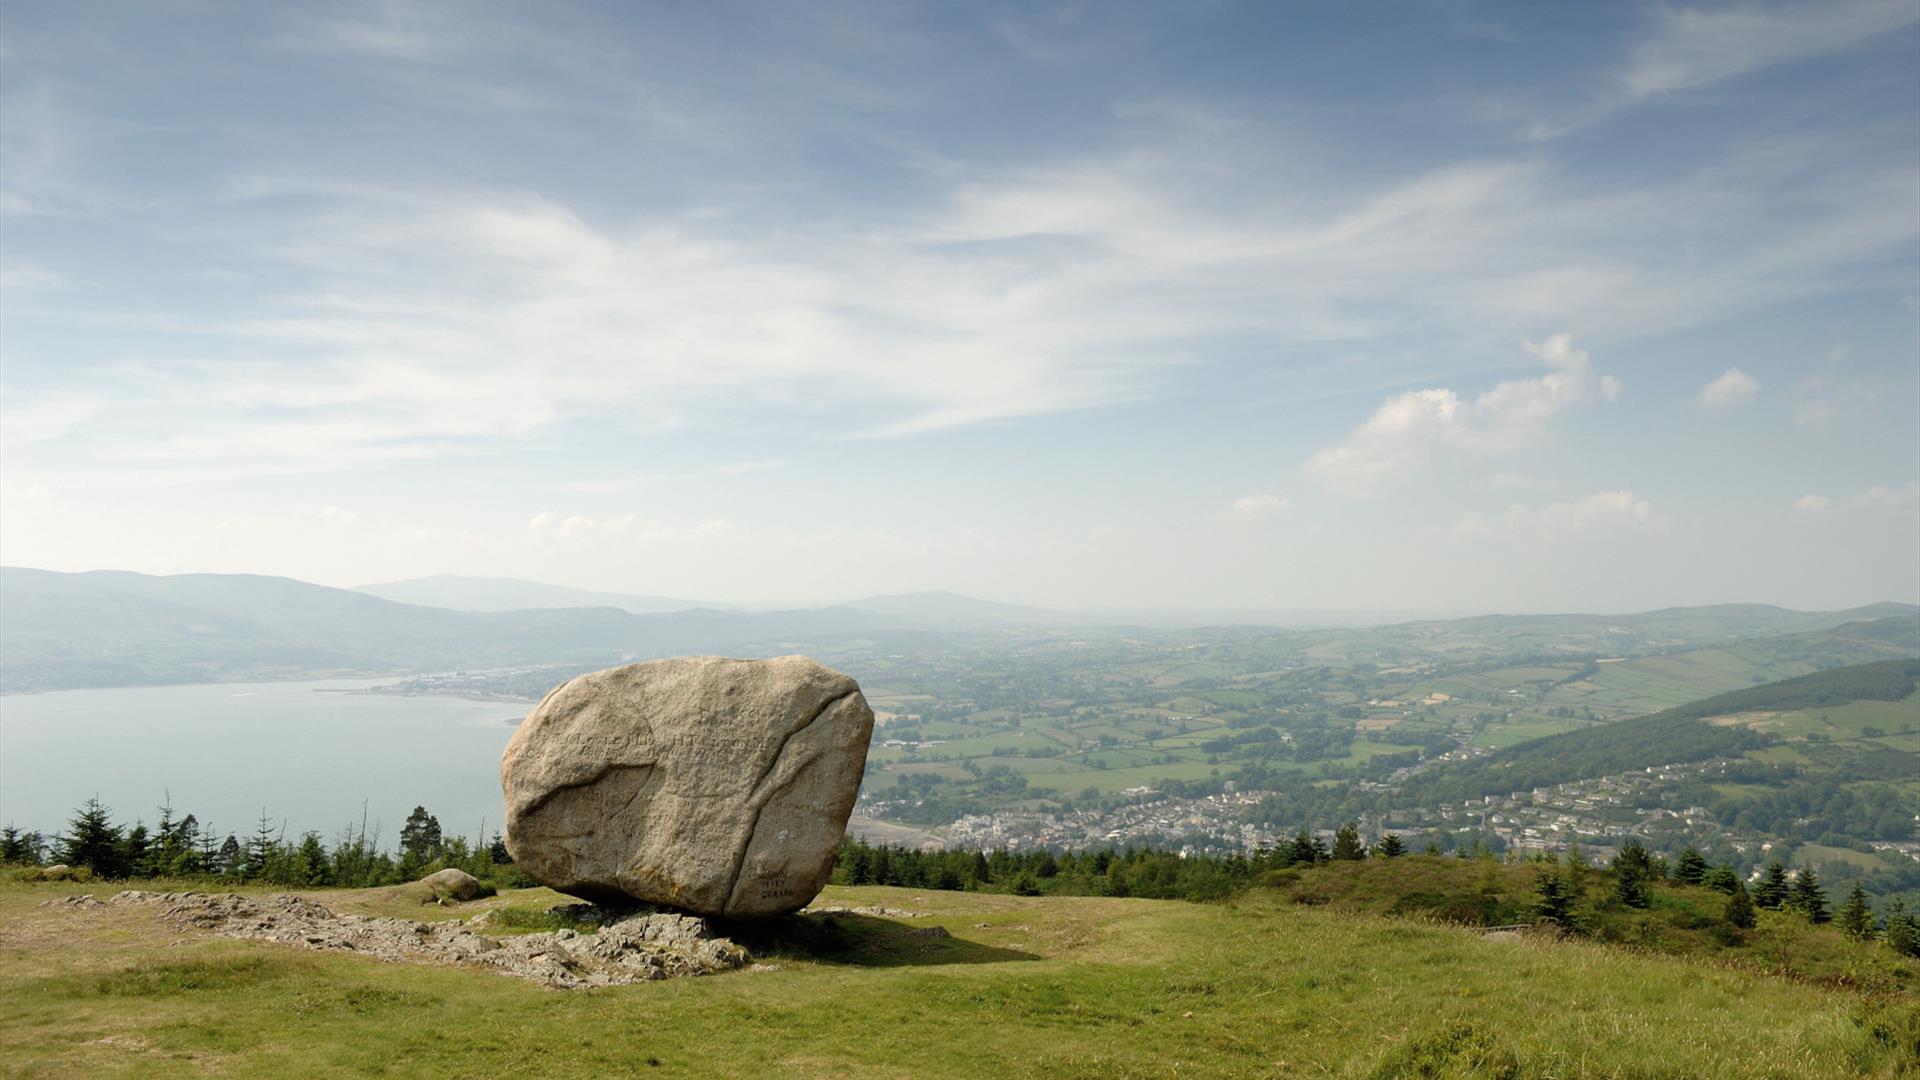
xmin=1754 ymin=861 xmax=1790 ymax=909
xmin=151 ymin=795 xmax=179 ymax=876
xmin=1724 ymin=878 xmax=1756 ymax=930
xmin=1702 ymin=866 xmax=1738 ymax=894
xmin=217 ymin=834 xmax=242 ymax=877
xmin=1534 ymin=865 xmax=1574 ymax=925
xmin=1789 ymin=868 xmax=1828 ymax=923
xmin=1672 ymin=847 xmax=1707 ymax=885
xmin=293 ymin=833 xmax=332 ymax=886
xmin=59 ymin=797 xmax=125 ymax=876
xmin=399 ymin=806 xmax=443 ymax=864
xmin=0 ymin=824 xmax=31 ymax=865
xmin=246 ymin=810 xmax=278 ymax=881
xmin=122 ymin=823 xmax=151 ymax=878
xmin=1288 ymin=829 xmax=1317 ymax=865
xmin=1611 ymin=840 xmax=1651 ymax=909
xmin=1331 ymin=822 xmax=1364 ymax=861
xmin=1884 ymin=900 xmax=1919 ymax=958
xmin=172 ymin=814 xmax=202 ymax=876
xmin=1375 ymin=834 xmax=1406 ymax=858
xmin=1838 ymin=881 xmax=1872 ymax=939
xmin=196 ymin=823 xmax=221 ymax=877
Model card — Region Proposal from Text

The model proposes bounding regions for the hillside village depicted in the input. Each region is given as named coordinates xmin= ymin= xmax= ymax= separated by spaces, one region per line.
xmin=928 ymin=755 xmax=1920 ymax=877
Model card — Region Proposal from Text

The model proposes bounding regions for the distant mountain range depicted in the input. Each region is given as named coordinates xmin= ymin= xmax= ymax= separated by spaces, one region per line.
xmin=350 ymin=575 xmax=1051 ymax=624
xmin=352 ymin=575 xmax=728 ymax=615
xmin=1 ymin=566 xmax=1914 ymax=693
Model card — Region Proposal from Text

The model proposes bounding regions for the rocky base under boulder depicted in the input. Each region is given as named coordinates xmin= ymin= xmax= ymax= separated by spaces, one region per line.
xmin=49 ymin=891 xmax=748 ymax=990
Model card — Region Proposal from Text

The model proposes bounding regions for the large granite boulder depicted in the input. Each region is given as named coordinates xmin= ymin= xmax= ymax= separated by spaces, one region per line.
xmin=419 ymin=867 xmax=486 ymax=902
xmin=500 ymin=655 xmax=874 ymax=919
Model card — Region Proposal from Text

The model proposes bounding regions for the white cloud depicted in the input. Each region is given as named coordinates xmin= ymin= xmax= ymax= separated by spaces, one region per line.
xmin=1792 ymin=494 xmax=1830 ymax=516
xmin=1695 ymin=367 xmax=1760 ymax=409
xmin=5 ymin=68 xmax=1915 ymax=489
xmin=527 ymin=512 xmax=637 ymax=542
xmin=1230 ymin=493 xmax=1288 ymax=520
xmin=1855 ymin=482 xmax=1920 ymax=510
xmin=1307 ymin=335 xmax=1617 ymax=497
xmin=525 ymin=512 xmax=739 ymax=545
xmin=1455 ymin=490 xmax=1668 ymax=540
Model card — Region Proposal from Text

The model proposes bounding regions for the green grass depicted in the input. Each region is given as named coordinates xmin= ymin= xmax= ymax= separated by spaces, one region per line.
xmin=2 ymin=877 xmax=1915 ymax=1078
xmin=1796 ymin=844 xmax=1892 ymax=872
xmin=1471 ymin=718 xmax=1592 ymax=750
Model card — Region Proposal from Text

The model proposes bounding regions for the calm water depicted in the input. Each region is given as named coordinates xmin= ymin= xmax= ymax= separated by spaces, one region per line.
xmin=0 ymin=679 xmax=530 ymax=845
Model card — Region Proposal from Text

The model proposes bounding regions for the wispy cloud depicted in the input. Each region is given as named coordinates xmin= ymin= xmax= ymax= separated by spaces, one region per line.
xmin=1623 ymin=0 xmax=1918 ymax=101
xmin=6 ymin=98 xmax=1912 ymax=488
xmin=1794 ymin=370 xmax=1886 ymax=430
xmin=1856 ymin=482 xmax=1920 ymax=510
xmin=527 ymin=511 xmax=637 ymax=542
xmin=270 ymin=0 xmax=488 ymax=61
xmin=1519 ymin=0 xmax=1920 ymax=137
xmin=1454 ymin=490 xmax=1668 ymax=540
xmin=1230 ymin=493 xmax=1288 ymax=520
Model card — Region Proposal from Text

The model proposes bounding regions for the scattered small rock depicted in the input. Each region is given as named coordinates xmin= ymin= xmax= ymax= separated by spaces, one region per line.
xmin=802 ymin=904 xmax=925 ymax=918
xmin=87 ymin=891 xmax=747 ymax=989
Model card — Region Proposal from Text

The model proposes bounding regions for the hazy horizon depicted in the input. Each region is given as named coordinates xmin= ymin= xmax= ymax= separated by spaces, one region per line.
xmin=4 ymin=3 xmax=1917 ymax=613
xmin=6 ymin=563 xmax=1918 ymax=622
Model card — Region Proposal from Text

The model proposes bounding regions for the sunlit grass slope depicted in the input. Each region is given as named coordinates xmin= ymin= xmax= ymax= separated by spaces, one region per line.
xmin=1 ymin=879 xmax=1913 ymax=1079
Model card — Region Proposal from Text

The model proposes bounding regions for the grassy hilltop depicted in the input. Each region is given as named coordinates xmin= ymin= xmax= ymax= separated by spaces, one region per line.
xmin=2 ymin=874 xmax=1914 ymax=1079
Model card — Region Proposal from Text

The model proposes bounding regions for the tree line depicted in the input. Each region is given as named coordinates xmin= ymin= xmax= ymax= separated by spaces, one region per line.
xmin=831 ymin=829 xmax=1920 ymax=960
xmin=1 ymin=796 xmax=522 ymax=888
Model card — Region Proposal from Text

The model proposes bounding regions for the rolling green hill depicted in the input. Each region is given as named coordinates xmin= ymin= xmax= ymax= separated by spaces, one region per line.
xmin=1404 ymin=659 xmax=1920 ymax=805
xmin=1 ymin=878 xmax=1912 ymax=1078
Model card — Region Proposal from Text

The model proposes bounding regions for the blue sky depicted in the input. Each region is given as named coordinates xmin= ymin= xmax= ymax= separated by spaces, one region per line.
xmin=1 ymin=1 xmax=1916 ymax=612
